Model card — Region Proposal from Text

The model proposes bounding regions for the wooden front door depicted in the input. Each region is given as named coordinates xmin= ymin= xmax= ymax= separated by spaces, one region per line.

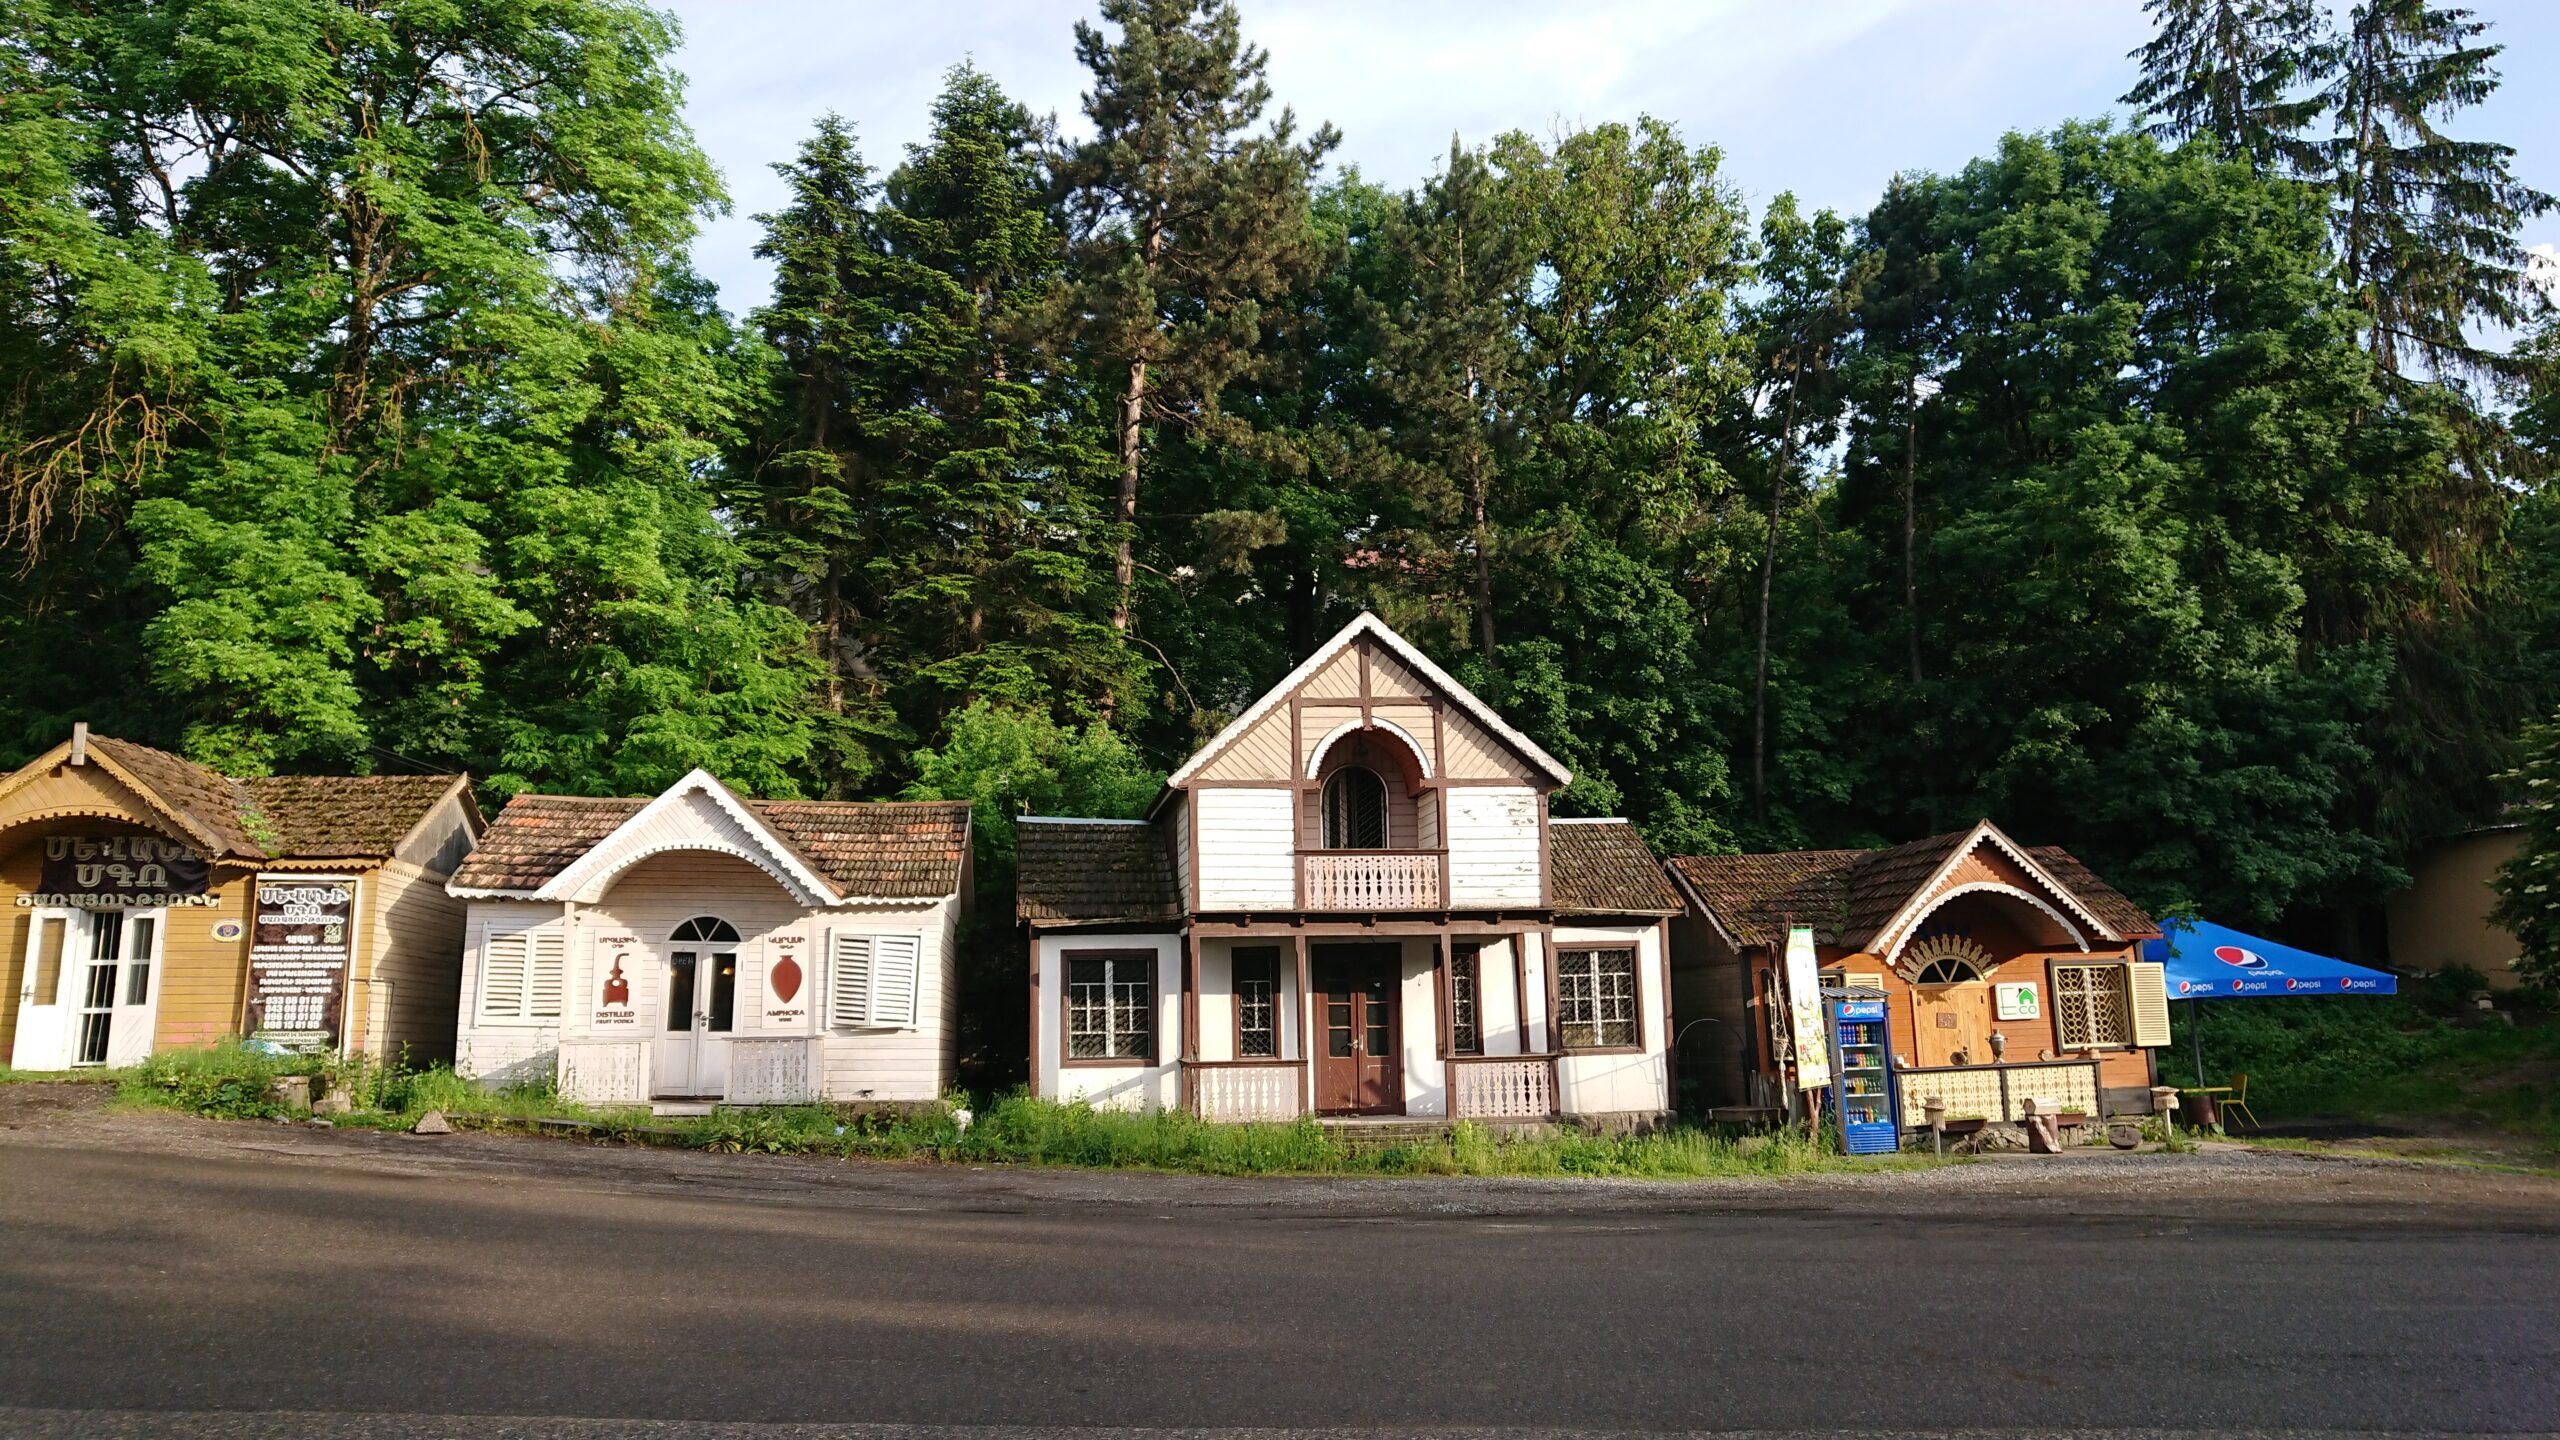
xmin=1314 ymin=946 xmax=1401 ymax=1115
xmin=1911 ymin=982 xmax=1993 ymax=1067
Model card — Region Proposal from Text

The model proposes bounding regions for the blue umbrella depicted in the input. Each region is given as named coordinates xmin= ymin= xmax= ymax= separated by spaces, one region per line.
xmin=2142 ymin=919 xmax=2399 ymax=1086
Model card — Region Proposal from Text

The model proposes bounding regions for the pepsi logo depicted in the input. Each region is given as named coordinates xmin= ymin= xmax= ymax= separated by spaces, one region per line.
xmin=2284 ymin=978 xmax=2299 ymax=991
xmin=2177 ymin=981 xmax=2192 ymax=995
xmin=2214 ymin=945 xmax=2267 ymax=969
xmin=2230 ymin=979 xmax=2245 ymax=991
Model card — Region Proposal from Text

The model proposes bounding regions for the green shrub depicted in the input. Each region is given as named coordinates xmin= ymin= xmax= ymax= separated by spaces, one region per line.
xmin=122 ymin=1040 xmax=324 ymax=1119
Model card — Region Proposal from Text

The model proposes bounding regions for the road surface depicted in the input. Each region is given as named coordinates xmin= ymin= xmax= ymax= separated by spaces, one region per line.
xmin=2 ymin=1094 xmax=2556 ymax=1438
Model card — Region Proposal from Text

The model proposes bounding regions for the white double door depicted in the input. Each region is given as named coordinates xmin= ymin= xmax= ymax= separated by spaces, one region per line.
xmin=650 ymin=937 xmax=736 ymax=1098
xmin=13 ymin=908 xmax=163 ymax=1071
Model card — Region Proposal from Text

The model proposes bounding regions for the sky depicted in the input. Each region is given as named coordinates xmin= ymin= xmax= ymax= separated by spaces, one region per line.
xmin=658 ymin=0 xmax=2560 ymax=317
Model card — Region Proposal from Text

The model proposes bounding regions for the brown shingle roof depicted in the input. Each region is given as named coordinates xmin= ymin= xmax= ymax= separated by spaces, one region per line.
xmin=449 ymin=794 xmax=643 ymax=892
xmin=1550 ymin=820 xmax=1682 ymax=915
xmin=2027 ymin=846 xmax=2161 ymax=938
xmin=242 ymin=774 xmax=469 ymax=858
xmin=1667 ymin=849 xmax=1866 ymax=948
xmin=451 ymin=792 xmax=971 ymax=899
xmin=86 ymin=735 xmax=266 ymax=859
xmin=753 ymin=801 xmax=972 ymax=899
xmin=1668 ymin=826 xmax=2162 ymax=950
xmin=1016 ymin=818 xmax=1181 ymax=926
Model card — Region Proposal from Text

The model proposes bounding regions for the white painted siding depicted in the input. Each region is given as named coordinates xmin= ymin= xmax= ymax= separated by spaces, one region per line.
xmin=1397 ymin=938 xmax=1446 ymax=1117
xmin=1033 ymin=932 xmax=1181 ymax=1110
xmin=1553 ymin=923 xmax=1670 ymax=1117
xmin=454 ymin=900 xmax=565 ymax=1087
xmin=1445 ymin=787 xmax=1541 ymax=907
xmin=1195 ymin=788 xmax=1295 ymax=909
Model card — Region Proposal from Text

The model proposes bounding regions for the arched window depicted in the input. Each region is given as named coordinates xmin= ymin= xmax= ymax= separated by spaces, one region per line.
xmin=670 ymin=917 xmax=741 ymax=944
xmin=1913 ymin=956 xmax=1986 ymax=985
xmin=665 ymin=917 xmax=741 ymax=1034
xmin=1322 ymin=766 xmax=1388 ymax=849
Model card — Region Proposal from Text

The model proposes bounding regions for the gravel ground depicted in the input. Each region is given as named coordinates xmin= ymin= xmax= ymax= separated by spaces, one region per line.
xmin=7 ymin=1080 xmax=2555 ymax=1229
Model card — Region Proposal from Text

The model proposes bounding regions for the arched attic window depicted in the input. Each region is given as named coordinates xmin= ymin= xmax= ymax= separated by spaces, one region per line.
xmin=1913 ymin=956 xmax=1988 ymax=985
xmin=1322 ymin=766 xmax=1388 ymax=849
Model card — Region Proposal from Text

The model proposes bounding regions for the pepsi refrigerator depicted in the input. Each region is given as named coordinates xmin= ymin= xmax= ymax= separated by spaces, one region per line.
xmin=1827 ymin=996 xmax=1900 ymax=1154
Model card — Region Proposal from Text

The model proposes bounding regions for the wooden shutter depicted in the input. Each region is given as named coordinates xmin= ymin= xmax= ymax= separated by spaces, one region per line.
xmin=481 ymin=930 xmax=530 ymax=1020
xmin=871 ymin=934 xmax=921 ymax=1028
xmin=2129 ymin=960 xmax=2171 ymax=1047
xmin=528 ymin=931 xmax=565 ymax=1019
xmin=828 ymin=932 xmax=872 ymax=1029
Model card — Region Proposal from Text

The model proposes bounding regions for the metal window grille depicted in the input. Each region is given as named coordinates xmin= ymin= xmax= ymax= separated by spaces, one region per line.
xmin=1557 ymin=948 xmax=1637 ymax=1048
xmin=1235 ymin=949 xmax=1279 ymax=1058
xmin=2054 ymin=964 xmax=2130 ymax=1048
xmin=1069 ymin=955 xmax=1152 ymax=1060
xmin=1451 ymin=948 xmax=1482 ymax=1055
xmin=1322 ymin=766 xmax=1388 ymax=849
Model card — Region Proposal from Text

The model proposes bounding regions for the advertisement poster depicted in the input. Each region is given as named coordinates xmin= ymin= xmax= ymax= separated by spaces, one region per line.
xmin=245 ymin=875 xmax=355 ymax=1051
xmin=762 ymin=929 xmax=812 ymax=1031
xmin=1782 ymin=924 xmax=1831 ymax=1091
xmin=24 ymin=833 xmax=212 ymax=909
xmin=1995 ymin=981 xmax=2041 ymax=1020
xmin=591 ymin=932 xmax=642 ymax=1028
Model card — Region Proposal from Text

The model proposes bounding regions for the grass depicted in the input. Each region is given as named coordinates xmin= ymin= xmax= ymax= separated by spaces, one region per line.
xmin=103 ymin=1040 xmax=1935 ymax=1180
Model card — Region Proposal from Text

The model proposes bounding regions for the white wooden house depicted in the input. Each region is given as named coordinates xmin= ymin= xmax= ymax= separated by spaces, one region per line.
xmin=1016 ymin=613 xmax=1685 ymax=1126
xmin=448 ymin=770 xmax=970 ymax=1107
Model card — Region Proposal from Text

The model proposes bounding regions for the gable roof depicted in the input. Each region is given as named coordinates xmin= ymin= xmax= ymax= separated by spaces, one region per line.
xmin=0 ymin=732 xmax=470 ymax=864
xmin=1667 ymin=822 xmax=2159 ymax=952
xmin=1015 ymin=818 xmax=1182 ymax=926
xmin=1549 ymin=819 xmax=1683 ymax=916
xmin=1168 ymin=613 xmax=1571 ymax=790
xmin=447 ymin=777 xmax=969 ymax=904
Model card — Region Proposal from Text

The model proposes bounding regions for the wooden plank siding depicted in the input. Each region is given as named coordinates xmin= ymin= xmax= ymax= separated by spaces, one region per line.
xmin=1195 ymin=789 xmax=1295 ymax=909
xmin=1445 ymin=788 xmax=1541 ymax=907
xmin=355 ymin=858 xmax=469 ymax=1065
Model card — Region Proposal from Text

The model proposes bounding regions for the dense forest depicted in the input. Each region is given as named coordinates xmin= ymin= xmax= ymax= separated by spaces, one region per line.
xmin=5 ymin=0 xmax=2559 ymax=985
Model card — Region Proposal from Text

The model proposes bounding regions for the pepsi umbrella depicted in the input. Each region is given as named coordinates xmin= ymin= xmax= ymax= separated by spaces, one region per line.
xmin=2141 ymin=919 xmax=2399 ymax=1085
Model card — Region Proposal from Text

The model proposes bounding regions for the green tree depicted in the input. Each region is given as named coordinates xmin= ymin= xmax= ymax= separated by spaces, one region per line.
xmin=2491 ymin=706 xmax=2560 ymax=989
xmin=2122 ymin=0 xmax=2329 ymax=172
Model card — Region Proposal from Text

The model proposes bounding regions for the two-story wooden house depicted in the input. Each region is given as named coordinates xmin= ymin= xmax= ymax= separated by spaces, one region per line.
xmin=1016 ymin=614 xmax=1684 ymax=1127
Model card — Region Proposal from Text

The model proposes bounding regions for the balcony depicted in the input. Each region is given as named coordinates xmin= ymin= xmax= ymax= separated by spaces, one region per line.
xmin=1299 ymin=849 xmax=1444 ymax=910
xmin=1182 ymin=1059 xmax=1306 ymax=1122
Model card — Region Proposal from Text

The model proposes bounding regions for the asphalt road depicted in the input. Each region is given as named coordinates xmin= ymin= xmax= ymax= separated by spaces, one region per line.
xmin=3 ymin=1136 xmax=2557 ymax=1438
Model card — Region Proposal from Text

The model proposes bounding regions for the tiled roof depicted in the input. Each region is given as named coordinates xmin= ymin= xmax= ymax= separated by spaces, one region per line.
xmin=2026 ymin=846 xmax=2161 ymax=939
xmin=1016 ymin=819 xmax=1181 ymax=926
xmin=754 ymin=801 xmax=972 ymax=899
xmin=451 ymin=793 xmax=971 ymax=900
xmin=1668 ymin=826 xmax=2161 ymax=950
xmin=1667 ymin=849 xmax=1866 ymax=948
xmin=242 ymin=774 xmax=469 ymax=858
xmin=75 ymin=735 xmax=465 ymax=862
xmin=449 ymin=794 xmax=643 ymax=892
xmin=1550 ymin=820 xmax=1683 ymax=915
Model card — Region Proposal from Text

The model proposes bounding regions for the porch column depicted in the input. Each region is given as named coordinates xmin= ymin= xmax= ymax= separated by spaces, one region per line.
xmin=1437 ymin=934 xmax=1454 ymax=1061
xmin=1513 ymin=932 xmax=1531 ymax=1056
xmin=1181 ymin=932 xmax=1200 ymax=1115
xmin=1294 ymin=933 xmax=1311 ymax=1115
xmin=1539 ymin=925 xmax=1561 ymax=1054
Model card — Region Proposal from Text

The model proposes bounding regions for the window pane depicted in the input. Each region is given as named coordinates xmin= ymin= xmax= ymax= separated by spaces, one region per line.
xmin=126 ymin=961 xmax=151 ymax=1006
xmin=1067 ymin=957 xmax=1108 ymax=1058
xmin=1328 ymin=997 xmax=1352 ymax=1057
xmin=30 ymin=917 xmax=64 ymax=1005
xmin=1558 ymin=950 xmax=1637 ymax=1048
xmin=1323 ymin=767 xmax=1388 ymax=849
xmin=706 ymin=952 xmax=736 ymax=1033
xmin=666 ymin=951 xmax=697 ymax=1032
xmin=1111 ymin=961 xmax=1152 ymax=1059
xmin=1451 ymin=950 xmax=1481 ymax=1055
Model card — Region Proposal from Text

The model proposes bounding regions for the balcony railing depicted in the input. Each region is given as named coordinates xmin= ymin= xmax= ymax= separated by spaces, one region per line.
xmin=1299 ymin=849 xmax=1444 ymax=910
xmin=1894 ymin=1058 xmax=2101 ymax=1126
xmin=1448 ymin=1053 xmax=1559 ymax=1121
xmin=1182 ymin=1059 xmax=1306 ymax=1122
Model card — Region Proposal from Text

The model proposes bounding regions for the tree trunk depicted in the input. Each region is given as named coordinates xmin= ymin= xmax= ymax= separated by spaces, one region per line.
xmin=1112 ymin=357 xmax=1145 ymax=633
xmin=1903 ymin=372 xmax=1924 ymax=685
xmin=1465 ymin=456 xmax=1497 ymax=668
xmin=1752 ymin=358 xmax=1803 ymax=821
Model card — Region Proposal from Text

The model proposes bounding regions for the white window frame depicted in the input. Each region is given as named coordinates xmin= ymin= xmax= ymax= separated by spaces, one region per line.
xmin=827 ymin=930 xmax=922 ymax=1031
xmin=1064 ymin=950 xmax=1154 ymax=1063
xmin=1556 ymin=946 xmax=1640 ymax=1050
xmin=477 ymin=921 xmax=565 ymax=1026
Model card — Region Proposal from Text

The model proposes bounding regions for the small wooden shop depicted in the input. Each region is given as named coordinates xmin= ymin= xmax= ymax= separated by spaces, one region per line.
xmin=1666 ymin=820 xmax=2171 ymax=1130
xmin=0 ymin=727 xmax=482 ymax=1069
xmin=446 ymin=770 xmax=972 ymax=1107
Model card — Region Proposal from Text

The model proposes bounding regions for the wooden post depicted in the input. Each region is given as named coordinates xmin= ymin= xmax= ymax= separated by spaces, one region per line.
xmin=1295 ymin=933 xmax=1312 ymax=1115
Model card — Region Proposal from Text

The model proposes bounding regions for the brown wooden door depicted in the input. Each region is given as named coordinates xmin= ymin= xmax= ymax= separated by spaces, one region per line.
xmin=1314 ymin=947 xmax=1401 ymax=1114
xmin=1911 ymin=982 xmax=1992 ymax=1066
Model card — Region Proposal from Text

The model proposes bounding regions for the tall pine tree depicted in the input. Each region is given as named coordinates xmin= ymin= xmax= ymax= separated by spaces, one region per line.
xmin=2122 ymin=0 xmax=2329 ymax=172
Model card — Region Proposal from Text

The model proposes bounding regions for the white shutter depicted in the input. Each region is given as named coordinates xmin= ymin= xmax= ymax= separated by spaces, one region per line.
xmin=481 ymin=931 xmax=529 ymax=1021
xmin=828 ymin=931 xmax=872 ymax=1030
xmin=528 ymin=930 xmax=566 ymax=1019
xmin=2128 ymin=960 xmax=2171 ymax=1047
xmin=871 ymin=934 xmax=921 ymax=1029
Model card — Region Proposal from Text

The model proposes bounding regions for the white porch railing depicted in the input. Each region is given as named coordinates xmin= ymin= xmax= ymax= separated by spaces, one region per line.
xmin=1449 ymin=1054 xmax=1558 ymax=1121
xmin=1300 ymin=850 xmax=1444 ymax=910
xmin=1184 ymin=1060 xmax=1306 ymax=1122
xmin=726 ymin=1036 xmax=826 ymax=1105
xmin=556 ymin=1040 xmax=648 ymax=1105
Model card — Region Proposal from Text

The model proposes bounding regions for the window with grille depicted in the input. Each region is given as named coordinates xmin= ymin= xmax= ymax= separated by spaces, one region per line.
xmin=1450 ymin=946 xmax=1483 ymax=1055
xmin=1067 ymin=952 xmax=1153 ymax=1061
xmin=1322 ymin=765 xmax=1388 ymax=849
xmin=2053 ymin=963 xmax=2131 ymax=1048
xmin=1234 ymin=948 xmax=1279 ymax=1057
xmin=1557 ymin=947 xmax=1638 ymax=1049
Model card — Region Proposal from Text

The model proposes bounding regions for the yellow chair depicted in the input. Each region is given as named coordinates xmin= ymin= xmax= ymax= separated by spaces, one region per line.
xmin=2223 ymin=1073 xmax=2259 ymax=1132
